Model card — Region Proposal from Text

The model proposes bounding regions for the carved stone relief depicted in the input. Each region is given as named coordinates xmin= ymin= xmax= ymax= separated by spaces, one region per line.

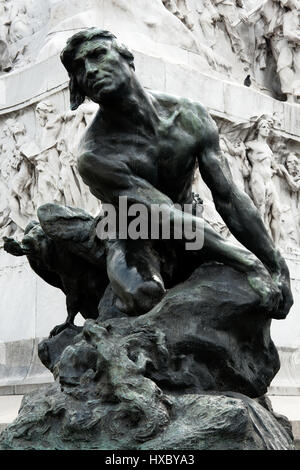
xmin=1 ymin=93 xmax=299 ymax=254
xmin=192 ymin=113 xmax=300 ymax=251
xmin=0 ymin=97 xmax=100 ymax=240
xmin=158 ymin=0 xmax=300 ymax=99
xmin=0 ymin=0 xmax=12 ymax=72
xmin=245 ymin=116 xmax=282 ymax=245
xmin=197 ymin=0 xmax=220 ymax=48
xmin=0 ymin=0 xmax=299 ymax=102
xmin=212 ymin=0 xmax=252 ymax=69
xmin=220 ymin=135 xmax=250 ymax=191
xmin=162 ymin=0 xmax=194 ymax=30
xmin=0 ymin=0 xmax=50 ymax=73
xmin=253 ymin=0 xmax=300 ymax=102
xmin=0 ymin=118 xmax=35 ymax=235
xmin=278 ymin=152 xmax=300 ymax=249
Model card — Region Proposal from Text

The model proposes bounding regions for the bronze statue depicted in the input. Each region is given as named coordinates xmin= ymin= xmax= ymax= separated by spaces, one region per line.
xmin=1 ymin=28 xmax=295 ymax=451
xmin=60 ymin=28 xmax=292 ymax=319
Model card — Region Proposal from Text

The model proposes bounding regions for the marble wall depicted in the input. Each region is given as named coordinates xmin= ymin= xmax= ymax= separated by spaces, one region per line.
xmin=0 ymin=0 xmax=299 ymax=394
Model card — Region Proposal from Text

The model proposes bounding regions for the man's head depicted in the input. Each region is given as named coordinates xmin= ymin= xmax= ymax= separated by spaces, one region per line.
xmin=61 ymin=28 xmax=135 ymax=110
xmin=285 ymin=153 xmax=299 ymax=177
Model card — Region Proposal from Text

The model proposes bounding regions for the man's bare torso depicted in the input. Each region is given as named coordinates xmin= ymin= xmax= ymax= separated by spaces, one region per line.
xmin=78 ymin=91 xmax=214 ymax=207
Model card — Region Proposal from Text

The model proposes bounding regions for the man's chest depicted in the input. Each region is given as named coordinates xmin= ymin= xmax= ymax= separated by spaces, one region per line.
xmin=92 ymin=123 xmax=197 ymax=185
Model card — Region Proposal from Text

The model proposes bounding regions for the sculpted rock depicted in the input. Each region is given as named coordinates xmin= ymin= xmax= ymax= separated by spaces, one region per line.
xmin=25 ymin=256 xmax=282 ymax=398
xmin=99 ymin=263 xmax=281 ymax=398
xmin=0 ymin=381 xmax=294 ymax=450
xmin=38 ymin=327 xmax=83 ymax=376
xmin=0 ymin=266 xmax=294 ymax=449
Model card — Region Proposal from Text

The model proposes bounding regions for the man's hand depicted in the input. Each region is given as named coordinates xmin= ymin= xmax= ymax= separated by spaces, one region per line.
xmin=246 ymin=255 xmax=293 ymax=319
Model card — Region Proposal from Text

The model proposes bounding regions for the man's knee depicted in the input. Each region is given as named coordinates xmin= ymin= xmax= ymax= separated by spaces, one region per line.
xmin=123 ymin=278 xmax=166 ymax=315
xmin=106 ymin=239 xmax=166 ymax=315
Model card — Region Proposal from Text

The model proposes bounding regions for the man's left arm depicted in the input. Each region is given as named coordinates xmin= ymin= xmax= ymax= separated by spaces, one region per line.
xmin=197 ymin=115 xmax=293 ymax=316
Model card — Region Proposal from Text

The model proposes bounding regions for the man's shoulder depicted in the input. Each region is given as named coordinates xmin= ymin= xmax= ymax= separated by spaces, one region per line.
xmin=149 ymin=90 xmax=218 ymax=147
xmin=149 ymin=90 xmax=212 ymax=123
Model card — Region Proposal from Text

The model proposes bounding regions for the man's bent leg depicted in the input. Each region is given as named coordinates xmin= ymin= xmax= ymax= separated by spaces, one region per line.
xmin=106 ymin=239 xmax=166 ymax=315
xmin=95 ymin=174 xmax=291 ymax=319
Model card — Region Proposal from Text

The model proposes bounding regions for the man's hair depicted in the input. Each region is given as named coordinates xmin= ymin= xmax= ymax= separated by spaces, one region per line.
xmin=61 ymin=28 xmax=135 ymax=110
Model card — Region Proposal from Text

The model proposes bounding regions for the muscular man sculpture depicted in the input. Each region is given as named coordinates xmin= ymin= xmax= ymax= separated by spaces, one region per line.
xmin=60 ymin=28 xmax=293 ymax=319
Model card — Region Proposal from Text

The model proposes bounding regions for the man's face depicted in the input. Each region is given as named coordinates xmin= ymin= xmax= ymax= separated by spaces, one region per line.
xmin=72 ymin=38 xmax=132 ymax=104
xmin=286 ymin=154 xmax=299 ymax=176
